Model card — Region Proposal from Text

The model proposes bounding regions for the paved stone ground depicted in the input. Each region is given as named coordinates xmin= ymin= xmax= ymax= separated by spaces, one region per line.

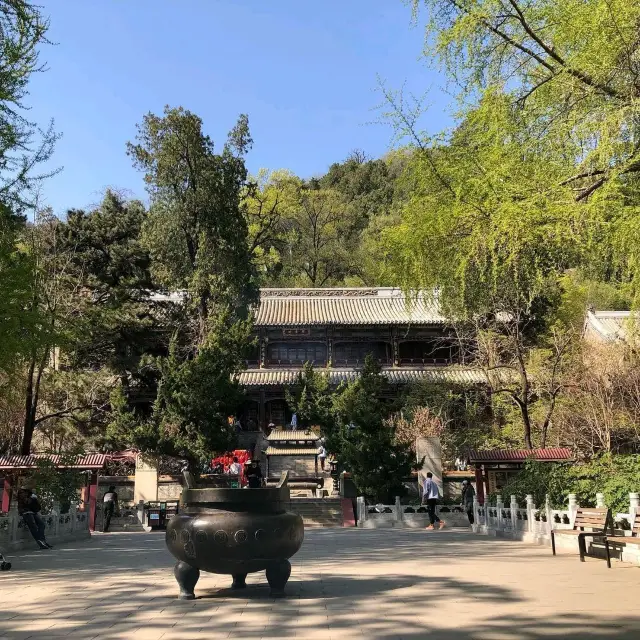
xmin=1 ymin=528 xmax=640 ymax=639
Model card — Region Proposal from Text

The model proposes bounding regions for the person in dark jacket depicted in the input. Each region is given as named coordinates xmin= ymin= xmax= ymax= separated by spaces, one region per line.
xmin=17 ymin=488 xmax=52 ymax=550
xmin=461 ymin=480 xmax=476 ymax=525
xmin=245 ymin=460 xmax=263 ymax=488
xmin=102 ymin=486 xmax=118 ymax=532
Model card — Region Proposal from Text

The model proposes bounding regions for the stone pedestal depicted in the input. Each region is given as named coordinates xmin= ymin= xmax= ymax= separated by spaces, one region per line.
xmin=416 ymin=437 xmax=443 ymax=495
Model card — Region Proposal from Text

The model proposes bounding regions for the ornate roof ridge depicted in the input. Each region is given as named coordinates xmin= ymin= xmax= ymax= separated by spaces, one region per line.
xmin=259 ymin=287 xmax=410 ymax=298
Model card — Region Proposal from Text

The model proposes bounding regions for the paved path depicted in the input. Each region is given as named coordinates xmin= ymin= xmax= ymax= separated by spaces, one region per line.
xmin=1 ymin=528 xmax=640 ymax=639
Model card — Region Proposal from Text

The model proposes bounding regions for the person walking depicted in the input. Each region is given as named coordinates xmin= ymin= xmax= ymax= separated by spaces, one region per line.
xmin=317 ymin=444 xmax=327 ymax=471
xmin=461 ymin=480 xmax=476 ymax=525
xmin=422 ymin=472 xmax=445 ymax=530
xmin=17 ymin=488 xmax=52 ymax=549
xmin=102 ymin=485 xmax=119 ymax=533
xmin=290 ymin=412 xmax=298 ymax=431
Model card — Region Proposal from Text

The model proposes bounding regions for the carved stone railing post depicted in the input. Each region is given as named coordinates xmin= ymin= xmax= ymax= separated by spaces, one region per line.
xmin=356 ymin=496 xmax=366 ymax=527
xmin=568 ymin=493 xmax=578 ymax=526
xmin=70 ymin=504 xmax=77 ymax=533
xmin=51 ymin=504 xmax=60 ymax=538
xmin=629 ymin=493 xmax=639 ymax=523
xmin=9 ymin=510 xmax=19 ymax=542
xmin=510 ymin=495 xmax=518 ymax=532
xmin=545 ymin=495 xmax=553 ymax=535
xmin=395 ymin=495 xmax=402 ymax=525
xmin=526 ymin=495 xmax=535 ymax=534
xmin=495 ymin=494 xmax=503 ymax=532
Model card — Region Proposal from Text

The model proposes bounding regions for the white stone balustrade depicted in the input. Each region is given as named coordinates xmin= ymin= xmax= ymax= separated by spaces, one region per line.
xmin=471 ymin=491 xmax=640 ymax=566
xmin=356 ymin=496 xmax=471 ymax=528
xmin=0 ymin=503 xmax=91 ymax=552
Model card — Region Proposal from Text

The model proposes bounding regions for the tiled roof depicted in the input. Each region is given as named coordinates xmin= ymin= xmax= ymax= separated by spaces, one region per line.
xmin=467 ymin=448 xmax=572 ymax=463
xmin=0 ymin=453 xmax=107 ymax=470
xmin=267 ymin=430 xmax=319 ymax=442
xmin=255 ymin=288 xmax=444 ymax=326
xmin=265 ymin=447 xmax=318 ymax=456
xmin=150 ymin=287 xmax=445 ymax=326
xmin=237 ymin=368 xmax=487 ymax=387
xmin=584 ymin=310 xmax=636 ymax=343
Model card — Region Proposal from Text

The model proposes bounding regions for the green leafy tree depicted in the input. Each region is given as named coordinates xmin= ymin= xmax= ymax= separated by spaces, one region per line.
xmin=332 ymin=356 xmax=414 ymax=503
xmin=29 ymin=450 xmax=87 ymax=513
xmin=128 ymin=106 xmax=258 ymax=341
xmin=0 ymin=0 xmax=59 ymax=213
xmin=126 ymin=107 xmax=258 ymax=460
xmin=279 ymin=187 xmax=357 ymax=287
xmin=61 ymin=191 xmax=157 ymax=374
xmin=408 ymin=0 xmax=640 ymax=300
xmin=285 ymin=363 xmax=333 ymax=432
xmin=150 ymin=312 xmax=253 ymax=463
xmin=244 ymin=169 xmax=301 ymax=284
xmin=0 ymin=0 xmax=59 ymax=394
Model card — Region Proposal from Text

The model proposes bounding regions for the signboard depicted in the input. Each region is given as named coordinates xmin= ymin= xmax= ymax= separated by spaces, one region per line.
xmin=283 ymin=328 xmax=310 ymax=336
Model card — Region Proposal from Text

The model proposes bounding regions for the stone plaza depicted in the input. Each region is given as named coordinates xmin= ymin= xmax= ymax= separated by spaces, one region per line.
xmin=1 ymin=529 xmax=640 ymax=639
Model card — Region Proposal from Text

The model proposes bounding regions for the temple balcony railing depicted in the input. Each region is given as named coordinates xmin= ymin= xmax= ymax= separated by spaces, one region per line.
xmin=399 ymin=357 xmax=452 ymax=366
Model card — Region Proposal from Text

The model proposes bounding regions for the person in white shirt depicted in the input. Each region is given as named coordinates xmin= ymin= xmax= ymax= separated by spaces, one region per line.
xmin=422 ymin=472 xmax=445 ymax=530
xmin=317 ymin=444 xmax=327 ymax=471
xmin=228 ymin=457 xmax=242 ymax=476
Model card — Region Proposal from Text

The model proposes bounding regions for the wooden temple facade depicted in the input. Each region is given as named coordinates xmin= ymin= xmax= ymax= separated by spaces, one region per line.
xmin=237 ymin=288 xmax=485 ymax=431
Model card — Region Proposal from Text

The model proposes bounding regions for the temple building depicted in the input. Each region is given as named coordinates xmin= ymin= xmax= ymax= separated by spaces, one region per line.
xmin=236 ymin=287 xmax=485 ymax=430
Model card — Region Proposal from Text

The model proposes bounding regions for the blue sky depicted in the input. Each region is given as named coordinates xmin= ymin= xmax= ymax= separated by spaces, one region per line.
xmin=28 ymin=0 xmax=452 ymax=215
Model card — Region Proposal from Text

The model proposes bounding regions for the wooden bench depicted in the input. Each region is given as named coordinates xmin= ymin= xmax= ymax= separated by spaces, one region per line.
xmin=604 ymin=511 xmax=640 ymax=568
xmin=551 ymin=507 xmax=613 ymax=562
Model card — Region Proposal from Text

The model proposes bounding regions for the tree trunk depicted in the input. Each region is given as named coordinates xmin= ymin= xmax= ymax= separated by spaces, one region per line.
xmin=21 ymin=357 xmax=37 ymax=455
xmin=20 ymin=349 xmax=48 ymax=455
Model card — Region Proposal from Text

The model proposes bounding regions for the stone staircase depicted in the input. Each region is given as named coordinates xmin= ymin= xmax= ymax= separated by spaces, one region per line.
xmin=288 ymin=498 xmax=344 ymax=528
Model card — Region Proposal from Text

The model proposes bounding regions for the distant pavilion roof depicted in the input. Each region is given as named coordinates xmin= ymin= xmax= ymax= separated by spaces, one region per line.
xmin=267 ymin=430 xmax=319 ymax=442
xmin=237 ymin=367 xmax=486 ymax=387
xmin=265 ymin=447 xmax=318 ymax=456
xmin=467 ymin=449 xmax=573 ymax=464
xmin=0 ymin=453 xmax=107 ymax=471
xmin=255 ymin=288 xmax=444 ymax=327
xmin=583 ymin=310 xmax=636 ymax=343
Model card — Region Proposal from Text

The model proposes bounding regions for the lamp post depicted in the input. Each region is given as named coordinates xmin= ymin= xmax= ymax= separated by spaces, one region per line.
xmin=329 ymin=459 xmax=339 ymax=496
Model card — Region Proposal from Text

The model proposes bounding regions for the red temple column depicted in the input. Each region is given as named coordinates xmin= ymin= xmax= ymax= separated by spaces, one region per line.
xmin=1 ymin=477 xmax=11 ymax=513
xmin=475 ymin=466 xmax=485 ymax=505
xmin=88 ymin=471 xmax=98 ymax=532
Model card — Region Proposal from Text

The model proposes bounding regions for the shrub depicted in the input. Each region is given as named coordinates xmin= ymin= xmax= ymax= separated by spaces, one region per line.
xmin=494 ymin=455 xmax=640 ymax=513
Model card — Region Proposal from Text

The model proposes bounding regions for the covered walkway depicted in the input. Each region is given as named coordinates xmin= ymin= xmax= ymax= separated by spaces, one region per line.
xmin=1 ymin=528 xmax=639 ymax=639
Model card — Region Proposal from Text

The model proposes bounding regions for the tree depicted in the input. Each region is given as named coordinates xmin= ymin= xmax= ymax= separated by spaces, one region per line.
xmin=280 ymin=187 xmax=357 ymax=287
xmin=331 ymin=356 xmax=414 ymax=503
xmin=17 ymin=208 xmax=111 ymax=454
xmin=555 ymin=342 xmax=640 ymax=457
xmin=0 ymin=0 xmax=58 ymax=214
xmin=0 ymin=0 xmax=59 ymax=385
xmin=127 ymin=107 xmax=259 ymax=461
xmin=60 ymin=191 xmax=163 ymax=385
xmin=243 ymin=169 xmax=301 ymax=284
xmin=149 ymin=312 xmax=253 ymax=463
xmin=285 ymin=363 xmax=333 ymax=432
xmin=128 ymin=106 xmax=258 ymax=342
xmin=408 ymin=0 xmax=640 ymax=300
